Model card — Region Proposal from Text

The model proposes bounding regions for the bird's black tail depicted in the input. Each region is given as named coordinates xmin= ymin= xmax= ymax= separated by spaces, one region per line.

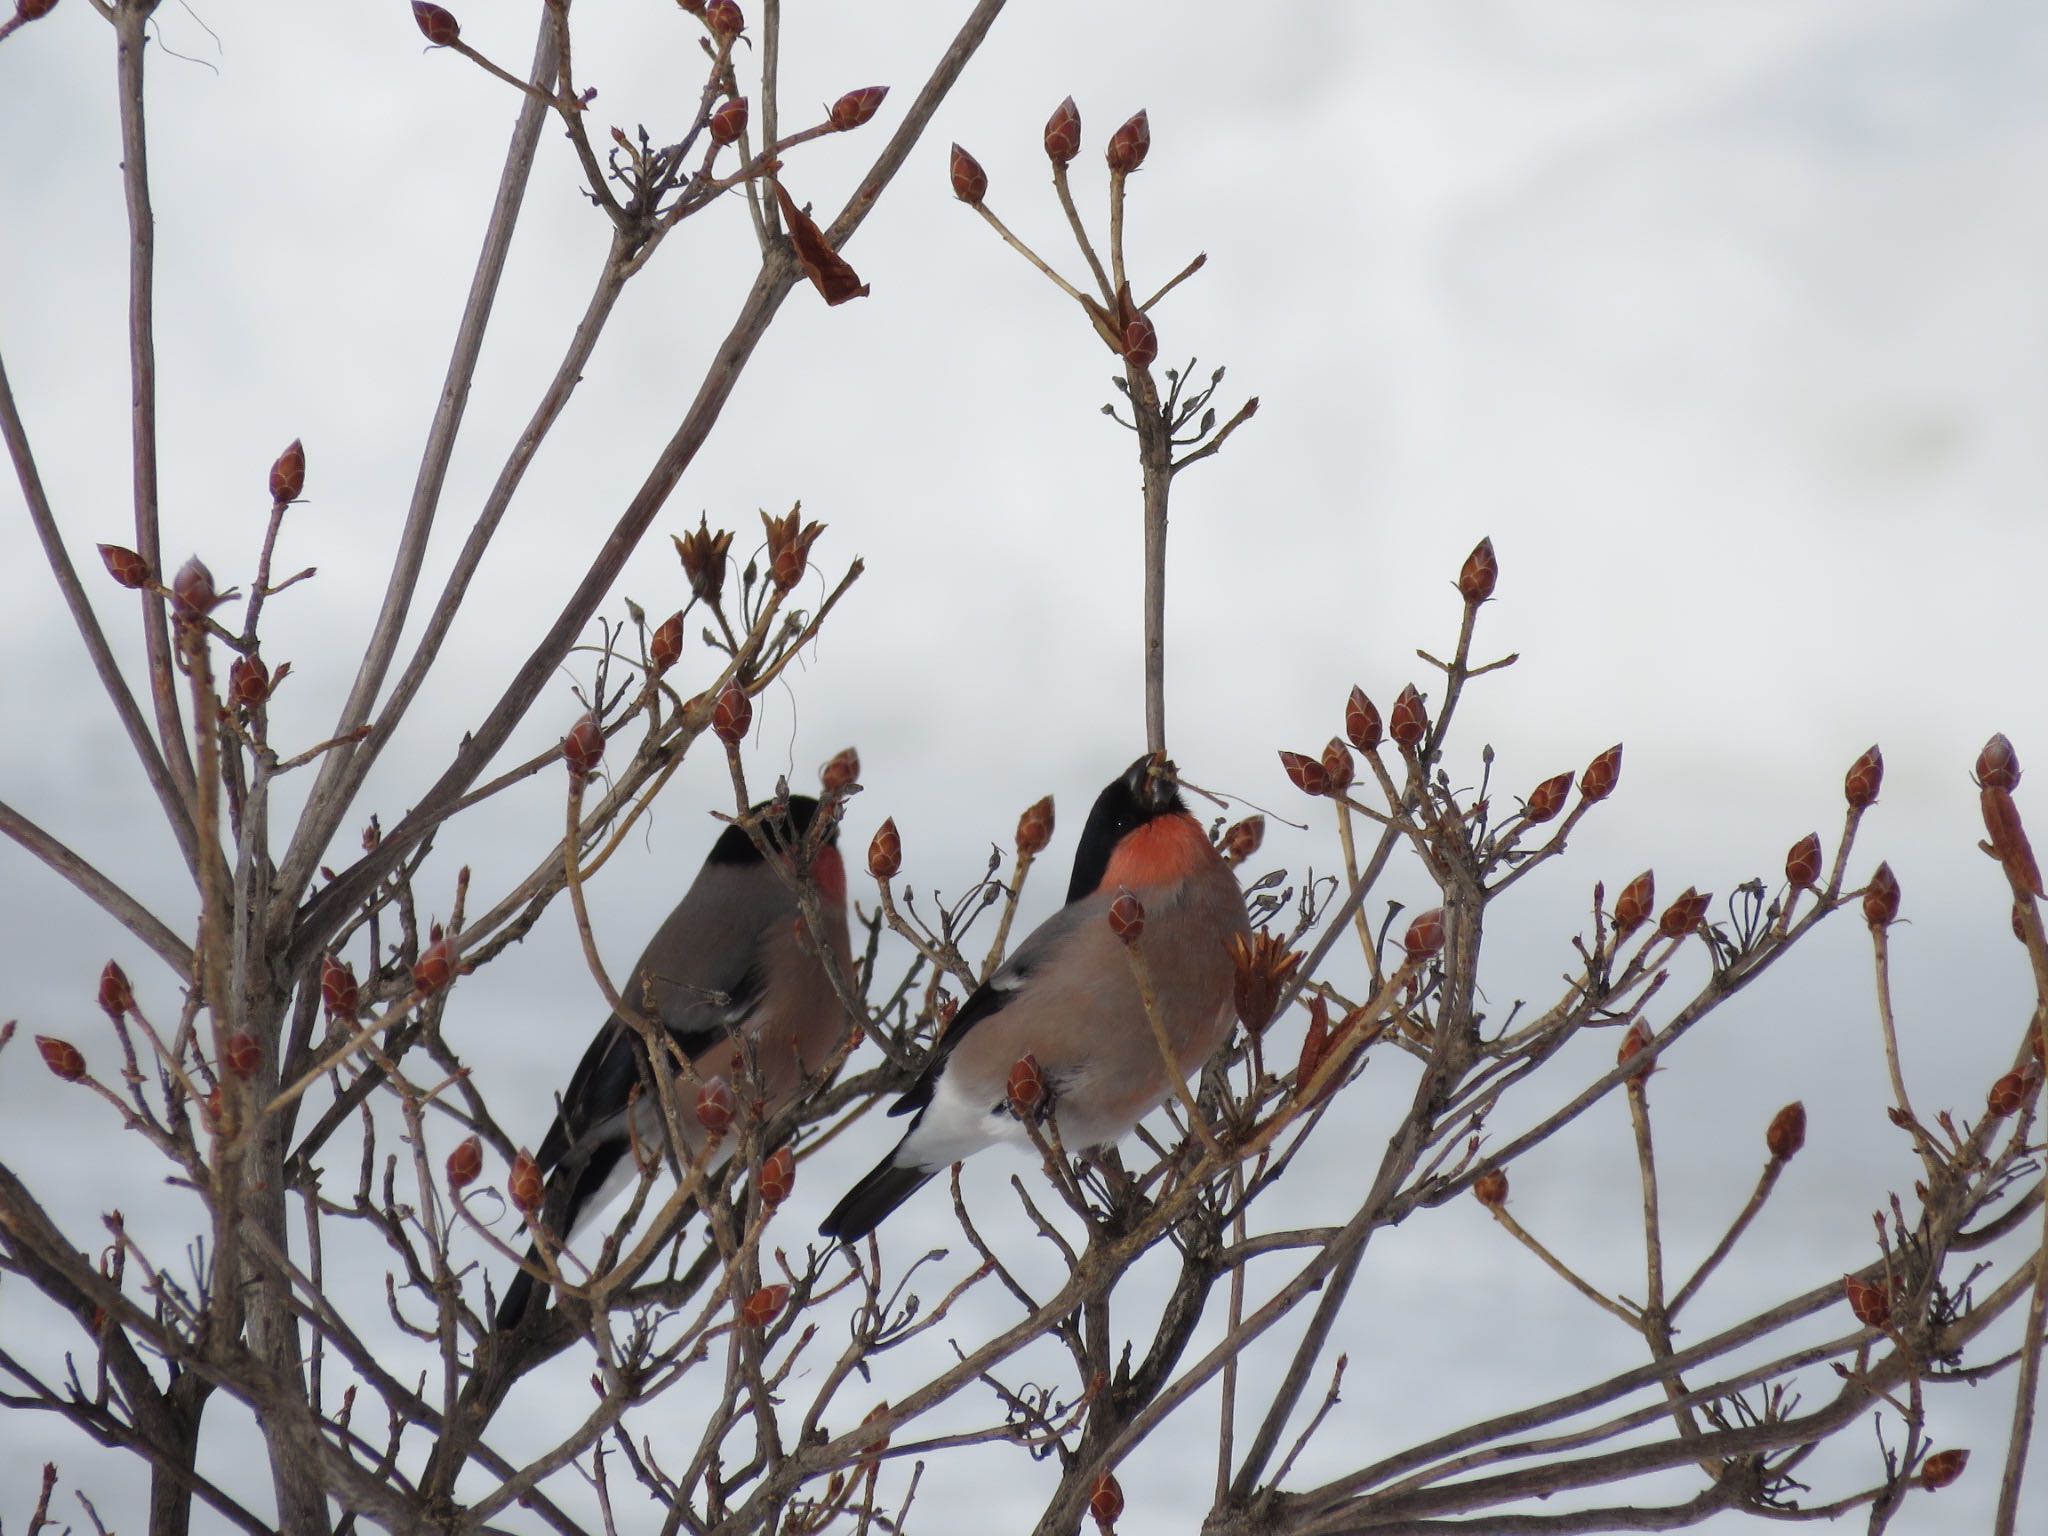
xmin=495 ymin=1241 xmax=548 ymax=1332
xmin=820 ymin=1158 xmax=935 ymax=1244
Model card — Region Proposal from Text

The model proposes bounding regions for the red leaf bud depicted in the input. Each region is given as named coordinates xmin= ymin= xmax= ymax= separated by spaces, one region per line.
xmin=1580 ymin=743 xmax=1623 ymax=804
xmin=1220 ymin=815 xmax=1264 ymax=863
xmin=760 ymin=506 xmax=825 ymax=592
xmin=709 ymin=96 xmax=749 ymax=146
xmin=1121 ymin=312 xmax=1158 ymax=369
xmin=1088 ymin=1469 xmax=1125 ymax=1531
xmin=1344 ymin=687 xmax=1383 ymax=753
xmin=1105 ymin=109 xmax=1149 ymax=173
xmin=413 ymin=932 xmax=456 ymax=996
xmin=1617 ymin=1020 xmax=1653 ymax=1081
xmin=1844 ymin=745 xmax=1883 ymax=809
xmin=711 ymin=682 xmax=751 ymax=746
xmin=36 ymin=1035 xmax=86 ymax=1082
xmin=1843 ymin=1273 xmax=1890 ymax=1328
xmin=1766 ymin=1101 xmax=1806 ymax=1160
xmin=1108 ymin=887 xmax=1145 ymax=945
xmin=759 ymin=1145 xmax=795 ymax=1207
xmin=1458 ymin=536 xmax=1497 ymax=604
xmin=649 ymin=611 xmax=683 ymax=676
xmin=821 ymin=746 xmax=860 ymax=796
xmin=171 ymin=557 xmax=218 ymax=619
xmin=1862 ymin=863 xmax=1900 ymax=929
xmin=1389 ymin=684 xmax=1428 ymax=748
xmin=742 ymin=1283 xmax=788 ymax=1328
xmin=97 ymin=543 xmax=151 ymax=589
xmin=1007 ymin=1053 xmax=1047 ymax=1119
xmin=1044 ymin=95 xmax=1082 ymax=165
xmin=1473 ymin=1168 xmax=1509 ymax=1208
xmin=1613 ymin=871 xmax=1655 ymax=939
xmin=321 ymin=955 xmax=359 ymax=1023
xmin=1277 ymin=749 xmax=1329 ymax=797
xmin=1987 ymin=1069 xmax=2034 ymax=1118
xmin=704 ymin=0 xmax=744 ymax=38
xmin=18 ymin=0 xmax=61 ymax=21
xmin=1919 ymin=1448 xmax=1969 ymax=1491
xmin=508 ymin=1152 xmax=543 ymax=1214
xmin=950 ymin=143 xmax=987 ymax=205
xmin=1016 ymin=795 xmax=1055 ymax=857
xmin=447 ymin=1135 xmax=483 ymax=1190
xmin=1296 ymin=996 xmax=1331 ymax=1090
xmin=1321 ymin=738 xmax=1356 ymax=794
xmin=1976 ymin=733 xmax=2021 ymax=792
xmin=696 ymin=1076 xmax=735 ymax=1138
xmin=1524 ymin=771 xmax=1573 ymax=825
xmin=1403 ymin=906 xmax=1446 ymax=962
xmin=228 ymin=654 xmax=271 ymax=709
xmin=868 ymin=818 xmax=901 ymax=880
xmin=98 ymin=961 xmax=133 ymax=1020
xmin=223 ymin=1031 xmax=261 ymax=1081
xmin=830 ymin=86 xmax=888 ymax=131
xmin=268 ymin=438 xmax=305 ymax=504
xmin=1657 ymin=887 xmax=1709 ymax=940
xmin=1786 ymin=832 xmax=1822 ymax=890
xmin=411 ymin=3 xmax=460 ymax=47
xmin=563 ymin=712 xmax=604 ymax=782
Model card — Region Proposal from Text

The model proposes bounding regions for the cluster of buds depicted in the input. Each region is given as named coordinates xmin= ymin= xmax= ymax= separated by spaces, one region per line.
xmin=1228 ymin=929 xmax=1303 ymax=1036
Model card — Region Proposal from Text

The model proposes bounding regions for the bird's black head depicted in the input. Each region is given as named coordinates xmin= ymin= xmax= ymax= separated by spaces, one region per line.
xmin=1065 ymin=752 xmax=1186 ymax=903
xmin=708 ymin=795 xmax=834 ymax=865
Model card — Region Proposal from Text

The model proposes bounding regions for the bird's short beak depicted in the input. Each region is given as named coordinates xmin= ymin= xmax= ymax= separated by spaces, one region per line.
xmin=1132 ymin=750 xmax=1178 ymax=813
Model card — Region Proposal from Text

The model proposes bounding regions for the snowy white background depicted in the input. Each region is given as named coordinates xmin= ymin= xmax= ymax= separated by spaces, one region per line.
xmin=3 ymin=1 xmax=2046 ymax=1531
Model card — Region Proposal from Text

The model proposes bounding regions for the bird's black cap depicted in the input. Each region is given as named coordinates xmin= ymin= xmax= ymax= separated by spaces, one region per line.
xmin=1065 ymin=753 xmax=1185 ymax=904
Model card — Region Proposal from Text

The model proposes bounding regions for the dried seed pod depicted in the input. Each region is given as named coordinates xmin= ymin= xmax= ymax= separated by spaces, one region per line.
xmin=950 ymin=143 xmax=988 ymax=205
xmin=1016 ymin=795 xmax=1055 ymax=856
xmin=868 ymin=818 xmax=901 ymax=880
xmin=761 ymin=506 xmax=825 ymax=592
xmin=1580 ymin=743 xmax=1623 ymax=803
xmin=98 ymin=960 xmax=133 ymax=1020
xmin=1088 ymin=1469 xmax=1125 ymax=1532
xmin=1345 ymin=687 xmax=1383 ymax=753
xmin=98 ymin=543 xmax=151 ymax=589
xmin=1766 ymin=1101 xmax=1806 ymax=1160
xmin=1613 ymin=871 xmax=1655 ymax=940
xmin=268 ymin=438 xmax=305 ymax=504
xmin=1919 ymin=1448 xmax=1969 ymax=1491
xmin=1278 ymin=750 xmax=1330 ymax=797
xmin=1388 ymin=684 xmax=1428 ymax=748
xmin=1121 ymin=312 xmax=1159 ymax=369
xmin=1321 ymin=738 xmax=1357 ymax=794
xmin=1296 ymin=996 xmax=1331 ymax=1089
xmin=1862 ymin=863 xmax=1900 ymax=929
xmin=1108 ymin=888 xmax=1145 ymax=945
xmin=321 ymin=954 xmax=359 ymax=1023
xmin=562 ymin=712 xmax=604 ymax=781
xmin=650 ymin=611 xmax=684 ymax=676
xmin=759 ymin=1145 xmax=795 ymax=1207
xmin=696 ymin=1076 xmax=736 ymax=1138
xmin=1007 ymin=1053 xmax=1047 ymax=1119
xmin=1657 ymin=887 xmax=1709 ymax=939
xmin=1473 ymin=1168 xmax=1509 ymax=1208
xmin=412 ymin=2 xmax=460 ymax=46
xmin=1403 ymin=907 xmax=1446 ymax=962
xmin=1786 ymin=833 xmax=1823 ymax=890
xmin=742 ymin=1283 xmax=789 ymax=1328
xmin=709 ymin=96 xmax=749 ymax=146
xmin=1523 ymin=771 xmax=1573 ymax=825
xmin=830 ymin=86 xmax=888 ymax=131
xmin=1220 ymin=815 xmax=1264 ymax=863
xmin=1843 ymin=1273 xmax=1890 ymax=1328
xmin=711 ymin=682 xmax=751 ymax=746
xmin=447 ymin=1136 xmax=483 ymax=1190
xmin=821 ymin=746 xmax=860 ymax=796
xmin=1458 ymin=537 xmax=1497 ymax=604
xmin=673 ymin=516 xmax=734 ymax=603
xmin=36 ymin=1035 xmax=86 ymax=1083
xmin=223 ymin=1032 xmax=262 ymax=1081
xmin=1105 ymin=109 xmax=1149 ymax=173
xmin=508 ymin=1152 xmax=543 ymax=1214
xmin=413 ymin=932 xmax=457 ymax=995
xmin=1044 ymin=95 xmax=1082 ymax=165
xmin=1976 ymin=733 xmax=2021 ymax=791
xmin=1844 ymin=745 xmax=1883 ymax=809
xmin=1229 ymin=930 xmax=1303 ymax=1036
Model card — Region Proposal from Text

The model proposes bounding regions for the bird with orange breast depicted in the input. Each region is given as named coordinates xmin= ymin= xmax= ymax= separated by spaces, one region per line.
xmin=498 ymin=796 xmax=852 ymax=1328
xmin=821 ymin=753 xmax=1249 ymax=1242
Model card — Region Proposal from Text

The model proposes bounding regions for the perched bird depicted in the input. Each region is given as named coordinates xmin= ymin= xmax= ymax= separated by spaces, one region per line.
xmin=821 ymin=753 xmax=1249 ymax=1243
xmin=497 ymin=796 xmax=852 ymax=1329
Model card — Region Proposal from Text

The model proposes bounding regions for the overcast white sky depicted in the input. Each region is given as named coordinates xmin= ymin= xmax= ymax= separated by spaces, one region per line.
xmin=3 ymin=1 xmax=2046 ymax=1531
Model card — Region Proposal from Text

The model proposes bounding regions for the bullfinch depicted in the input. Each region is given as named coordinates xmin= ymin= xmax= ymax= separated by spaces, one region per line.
xmin=496 ymin=795 xmax=852 ymax=1328
xmin=820 ymin=753 xmax=1249 ymax=1243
